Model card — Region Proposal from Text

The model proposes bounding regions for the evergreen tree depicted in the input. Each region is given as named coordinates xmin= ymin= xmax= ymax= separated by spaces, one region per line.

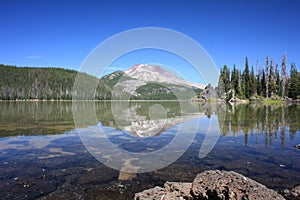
xmin=243 ymin=57 xmax=250 ymax=98
xmin=256 ymin=67 xmax=262 ymax=96
xmin=275 ymin=62 xmax=280 ymax=96
xmin=288 ymin=63 xmax=299 ymax=99
xmin=222 ymin=65 xmax=231 ymax=93
xmin=236 ymin=68 xmax=243 ymax=98
xmin=261 ymin=69 xmax=266 ymax=97
xmin=269 ymin=58 xmax=276 ymax=97
xmin=217 ymin=67 xmax=226 ymax=99
xmin=250 ymin=66 xmax=256 ymax=96
xmin=217 ymin=65 xmax=231 ymax=99
xmin=281 ymin=53 xmax=287 ymax=97
xmin=265 ymin=56 xmax=269 ymax=98
xmin=231 ymin=65 xmax=239 ymax=97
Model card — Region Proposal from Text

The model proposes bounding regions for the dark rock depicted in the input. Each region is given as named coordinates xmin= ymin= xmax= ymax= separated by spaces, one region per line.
xmin=191 ymin=170 xmax=285 ymax=200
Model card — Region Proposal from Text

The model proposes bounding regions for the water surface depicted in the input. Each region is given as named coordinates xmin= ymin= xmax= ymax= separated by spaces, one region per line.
xmin=0 ymin=101 xmax=299 ymax=199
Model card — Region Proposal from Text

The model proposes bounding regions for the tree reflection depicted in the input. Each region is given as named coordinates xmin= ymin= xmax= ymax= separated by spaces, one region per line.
xmin=215 ymin=103 xmax=300 ymax=147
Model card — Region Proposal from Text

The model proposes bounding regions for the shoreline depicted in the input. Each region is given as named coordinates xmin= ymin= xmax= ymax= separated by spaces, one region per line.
xmin=0 ymin=98 xmax=299 ymax=104
xmin=0 ymin=99 xmax=192 ymax=102
xmin=192 ymin=97 xmax=300 ymax=104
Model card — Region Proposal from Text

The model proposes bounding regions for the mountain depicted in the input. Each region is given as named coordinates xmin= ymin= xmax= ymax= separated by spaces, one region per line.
xmin=102 ymin=64 xmax=204 ymax=100
xmin=124 ymin=64 xmax=204 ymax=89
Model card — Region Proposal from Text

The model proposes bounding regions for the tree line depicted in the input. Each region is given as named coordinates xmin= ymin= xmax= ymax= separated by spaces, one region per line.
xmin=0 ymin=64 xmax=113 ymax=100
xmin=217 ymin=53 xmax=300 ymax=100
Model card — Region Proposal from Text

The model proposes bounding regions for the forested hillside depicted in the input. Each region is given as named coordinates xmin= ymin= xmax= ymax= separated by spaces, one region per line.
xmin=0 ymin=64 xmax=113 ymax=100
xmin=134 ymin=82 xmax=201 ymax=100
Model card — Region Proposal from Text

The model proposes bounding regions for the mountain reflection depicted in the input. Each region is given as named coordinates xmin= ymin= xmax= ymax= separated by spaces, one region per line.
xmin=99 ymin=101 xmax=203 ymax=137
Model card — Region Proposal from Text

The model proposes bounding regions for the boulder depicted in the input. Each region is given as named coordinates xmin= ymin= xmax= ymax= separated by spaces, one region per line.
xmin=191 ymin=170 xmax=285 ymax=200
xmin=135 ymin=170 xmax=286 ymax=200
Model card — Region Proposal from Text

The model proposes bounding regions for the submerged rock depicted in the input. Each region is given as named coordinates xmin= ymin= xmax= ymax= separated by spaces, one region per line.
xmin=134 ymin=170 xmax=285 ymax=200
xmin=284 ymin=185 xmax=300 ymax=200
xmin=291 ymin=185 xmax=300 ymax=198
xmin=118 ymin=171 xmax=137 ymax=181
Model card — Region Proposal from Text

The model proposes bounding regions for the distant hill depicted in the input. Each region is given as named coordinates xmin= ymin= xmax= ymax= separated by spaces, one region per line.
xmin=0 ymin=64 xmax=112 ymax=100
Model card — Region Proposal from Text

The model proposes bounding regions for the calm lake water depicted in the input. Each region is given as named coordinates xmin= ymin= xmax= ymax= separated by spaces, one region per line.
xmin=0 ymin=101 xmax=299 ymax=199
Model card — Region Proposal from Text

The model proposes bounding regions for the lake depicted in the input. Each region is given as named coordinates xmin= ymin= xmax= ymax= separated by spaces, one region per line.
xmin=0 ymin=101 xmax=299 ymax=199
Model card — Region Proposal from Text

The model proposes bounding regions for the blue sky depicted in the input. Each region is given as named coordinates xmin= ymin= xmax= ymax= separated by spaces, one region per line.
xmin=1 ymin=0 xmax=300 ymax=83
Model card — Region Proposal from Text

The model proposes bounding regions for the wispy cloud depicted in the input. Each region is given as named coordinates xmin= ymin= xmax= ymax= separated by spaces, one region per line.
xmin=25 ymin=55 xmax=43 ymax=59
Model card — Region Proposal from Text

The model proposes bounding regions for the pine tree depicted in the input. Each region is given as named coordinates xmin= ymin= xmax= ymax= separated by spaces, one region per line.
xmin=261 ymin=69 xmax=266 ymax=97
xmin=217 ymin=67 xmax=226 ymax=99
xmin=243 ymin=57 xmax=250 ymax=98
xmin=237 ymin=68 xmax=243 ymax=98
xmin=281 ymin=53 xmax=287 ymax=97
xmin=231 ymin=65 xmax=239 ymax=97
xmin=269 ymin=58 xmax=276 ymax=97
xmin=275 ymin=62 xmax=280 ymax=96
xmin=256 ymin=68 xmax=261 ymax=96
xmin=222 ymin=65 xmax=230 ymax=93
xmin=250 ymin=66 xmax=256 ymax=96
xmin=265 ymin=56 xmax=269 ymax=98
xmin=256 ymin=60 xmax=262 ymax=96
xmin=288 ymin=62 xmax=299 ymax=99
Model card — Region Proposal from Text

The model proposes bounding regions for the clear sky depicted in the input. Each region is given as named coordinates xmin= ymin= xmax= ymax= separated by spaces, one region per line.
xmin=1 ymin=0 xmax=300 ymax=83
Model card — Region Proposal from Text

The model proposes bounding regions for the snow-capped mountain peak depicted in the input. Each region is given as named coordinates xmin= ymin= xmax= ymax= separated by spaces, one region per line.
xmin=124 ymin=64 xmax=204 ymax=89
xmin=125 ymin=64 xmax=176 ymax=80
